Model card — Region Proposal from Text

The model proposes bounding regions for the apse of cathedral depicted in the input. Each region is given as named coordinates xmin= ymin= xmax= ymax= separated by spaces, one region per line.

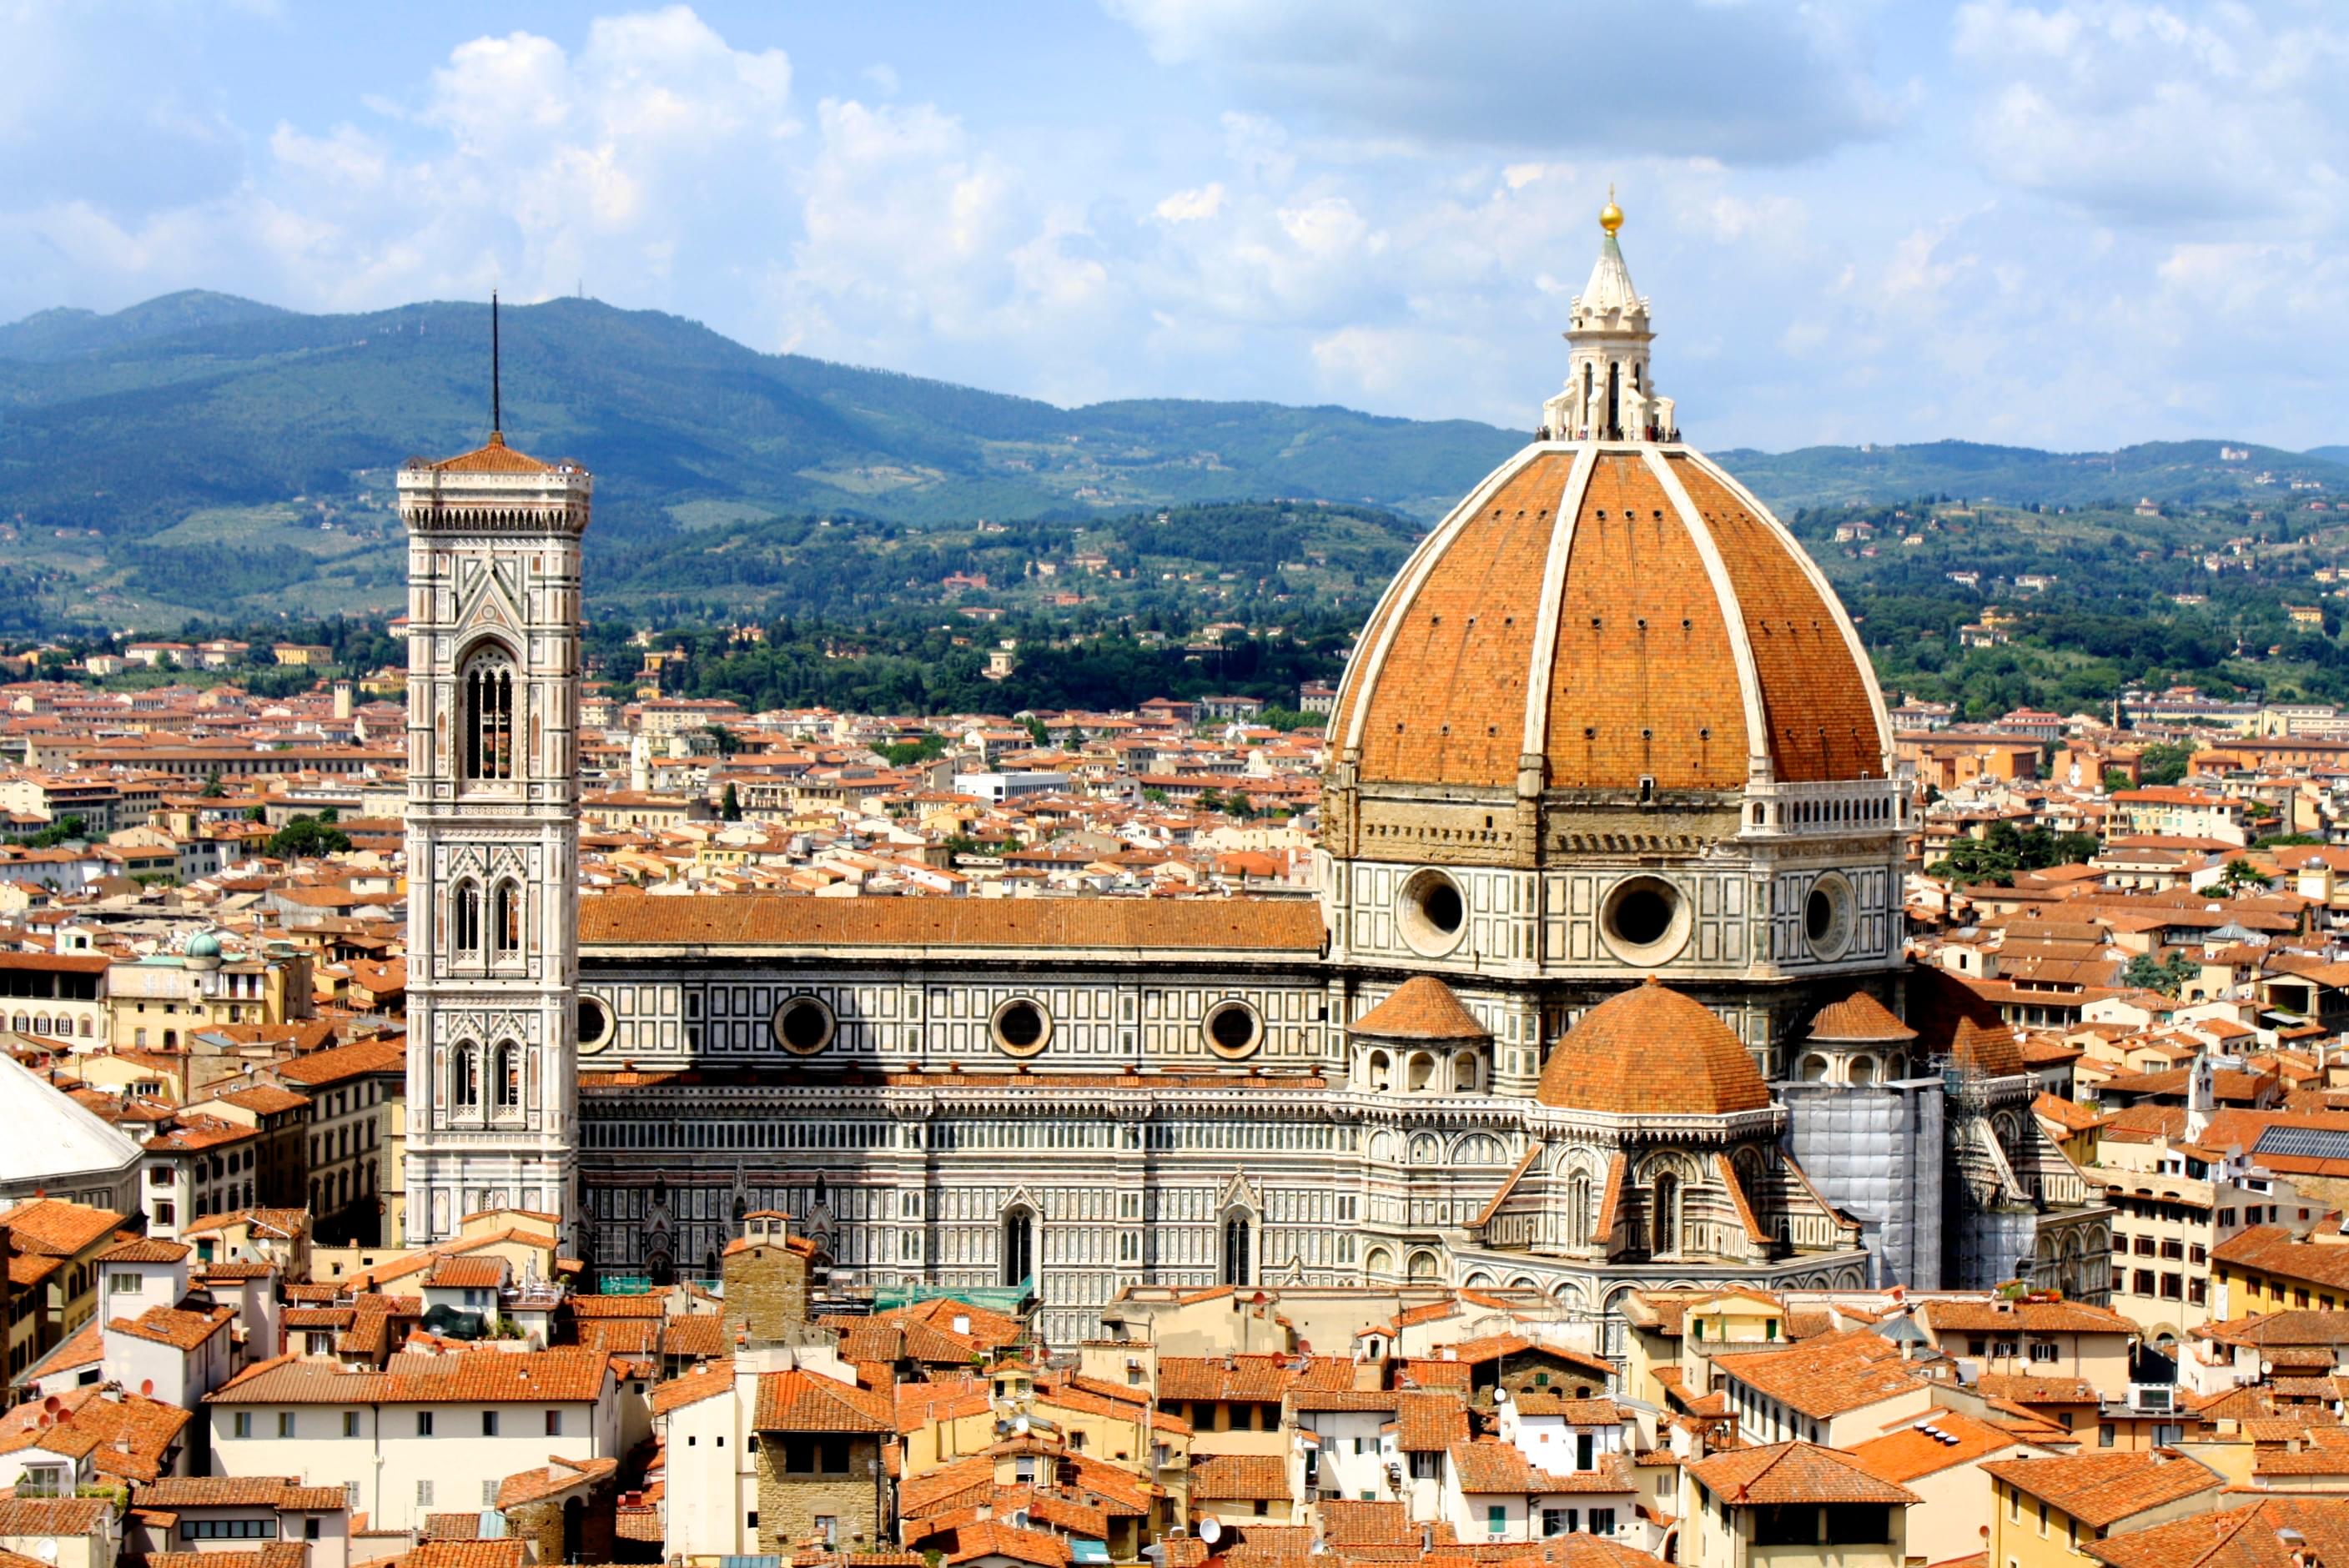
xmin=399 ymin=204 xmax=2113 ymax=1350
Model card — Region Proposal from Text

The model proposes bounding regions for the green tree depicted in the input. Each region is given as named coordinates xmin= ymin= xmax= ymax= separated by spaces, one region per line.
xmin=267 ymin=813 xmax=352 ymax=859
xmin=8 ymin=815 xmax=88 ymax=849
xmin=244 ymin=805 xmax=268 ymax=824
xmin=2215 ymin=858 xmax=2274 ymax=894
xmin=199 ymin=768 xmax=225 ymax=798
xmin=703 ymin=722 xmax=742 ymax=757
xmin=720 ymin=782 xmax=742 ymax=822
xmin=2121 ymin=950 xmax=2200 ymax=997
xmin=2136 ymin=742 xmax=2196 ymax=787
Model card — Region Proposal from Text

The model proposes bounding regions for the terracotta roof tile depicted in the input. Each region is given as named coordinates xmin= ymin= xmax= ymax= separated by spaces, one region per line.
xmin=136 ymin=1478 xmax=347 ymax=1510
xmin=1190 ymin=1453 xmax=1291 ymax=1500
xmin=2082 ymin=1495 xmax=2349 ymax=1568
xmin=1347 ymin=976 xmax=1490 ymax=1042
xmin=209 ymin=1348 xmax=609 ymax=1405
xmin=1686 ymin=1441 xmax=1919 ymax=1506
xmin=1978 ymin=1451 xmax=2221 ymax=1528
xmin=581 ymin=891 xmax=1322 ymax=952
xmin=1807 ymin=991 xmax=1917 ymax=1043
xmin=1672 ymin=457 xmax=1884 ymax=782
xmin=1536 ymin=980 xmax=1768 ymax=1114
xmin=1844 ymin=1410 xmax=2040 ymax=1484
xmin=752 ymin=1369 xmax=893 ymax=1432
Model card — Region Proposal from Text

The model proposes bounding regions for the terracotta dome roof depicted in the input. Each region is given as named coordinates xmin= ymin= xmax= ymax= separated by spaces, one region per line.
xmin=1807 ymin=991 xmax=1919 ymax=1044
xmin=1329 ymin=445 xmax=1887 ymax=794
xmin=428 ymin=430 xmax=559 ymax=475
xmin=1536 ymin=978 xmax=1771 ymax=1115
xmin=1346 ymin=976 xmax=1490 ymax=1041
xmin=1950 ymin=1018 xmax=2025 ymax=1078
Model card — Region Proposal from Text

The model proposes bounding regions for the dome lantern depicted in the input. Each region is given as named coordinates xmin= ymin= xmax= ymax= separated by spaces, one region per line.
xmin=1542 ymin=188 xmax=1675 ymax=442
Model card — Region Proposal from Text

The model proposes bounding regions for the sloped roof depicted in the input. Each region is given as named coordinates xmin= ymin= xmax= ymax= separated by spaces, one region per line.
xmin=0 ymin=1053 xmax=142 ymax=1184
xmin=1979 ymin=1450 xmax=2221 ymax=1528
xmin=1686 ymin=1440 xmax=1919 ymax=1505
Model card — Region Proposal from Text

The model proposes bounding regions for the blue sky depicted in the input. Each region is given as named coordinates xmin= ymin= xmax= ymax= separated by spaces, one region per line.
xmin=5 ymin=1 xmax=2343 ymax=451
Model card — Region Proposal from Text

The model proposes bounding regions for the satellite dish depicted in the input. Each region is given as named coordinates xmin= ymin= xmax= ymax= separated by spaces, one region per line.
xmin=1493 ymin=1387 xmax=1510 ymax=1405
xmin=35 ymin=1542 xmax=57 ymax=1562
xmin=1198 ymin=1520 xmax=1223 ymax=1546
xmin=1014 ymin=1415 xmax=1029 ymax=1435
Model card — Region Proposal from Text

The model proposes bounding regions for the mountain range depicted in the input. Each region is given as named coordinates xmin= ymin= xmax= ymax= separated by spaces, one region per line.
xmin=2 ymin=289 xmax=2345 ymax=631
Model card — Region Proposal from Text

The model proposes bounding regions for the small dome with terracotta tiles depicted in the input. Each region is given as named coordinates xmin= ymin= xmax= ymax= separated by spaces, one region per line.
xmin=1346 ymin=975 xmax=1490 ymax=1042
xmin=1536 ymin=977 xmax=1770 ymax=1115
xmin=1807 ymin=991 xmax=1918 ymax=1045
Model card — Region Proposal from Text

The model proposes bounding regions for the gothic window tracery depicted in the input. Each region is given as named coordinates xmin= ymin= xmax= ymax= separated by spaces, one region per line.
xmin=495 ymin=1042 xmax=521 ymax=1113
xmin=1650 ymin=1170 xmax=1683 ymax=1258
xmin=1221 ymin=1213 xmax=1254 ymax=1287
xmin=492 ymin=879 xmax=522 ymax=959
xmin=461 ymin=646 xmax=518 ymax=782
xmin=453 ymin=1043 xmax=480 ymax=1112
xmin=452 ymin=880 xmax=481 ymax=957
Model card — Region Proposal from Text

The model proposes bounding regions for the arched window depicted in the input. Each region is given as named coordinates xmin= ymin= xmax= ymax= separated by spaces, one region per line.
xmin=1406 ymin=1052 xmax=1436 ymax=1093
xmin=77 ymin=1017 xmax=92 ymax=1038
xmin=494 ymin=1043 xmax=521 ymax=1112
xmin=1567 ymin=1173 xmax=1592 ymax=1247
xmin=1222 ymin=1214 xmax=1254 ymax=1287
xmin=461 ymin=646 xmax=518 ymax=782
xmin=1651 ymin=1171 xmax=1682 ymax=1258
xmin=452 ymin=880 xmax=482 ymax=956
xmin=1450 ymin=1053 xmax=1479 ymax=1094
xmin=454 ymin=1045 xmax=480 ymax=1110
xmin=1002 ymin=1209 xmax=1035 ymax=1289
xmin=1366 ymin=1050 xmax=1391 ymax=1092
xmin=492 ymin=880 xmax=522 ymax=959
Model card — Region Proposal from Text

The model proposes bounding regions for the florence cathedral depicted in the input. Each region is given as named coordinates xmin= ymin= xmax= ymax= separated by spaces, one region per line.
xmin=396 ymin=200 xmax=2113 ymax=1349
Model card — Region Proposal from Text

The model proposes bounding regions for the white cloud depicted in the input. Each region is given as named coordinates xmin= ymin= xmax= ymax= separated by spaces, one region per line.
xmin=1950 ymin=0 xmax=2349 ymax=228
xmin=1104 ymin=0 xmax=1898 ymax=163
xmin=1154 ymin=183 xmax=1225 ymax=223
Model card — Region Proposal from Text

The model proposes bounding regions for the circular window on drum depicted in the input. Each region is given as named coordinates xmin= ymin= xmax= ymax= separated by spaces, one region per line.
xmin=1204 ymin=1000 xmax=1262 ymax=1060
xmin=991 ymin=997 xmax=1052 ymax=1058
xmin=1599 ymin=875 xmax=1692 ymax=966
xmin=1395 ymin=868 xmax=1469 ymax=957
xmin=1804 ymin=872 xmax=1856 ymax=961
xmin=576 ymin=996 xmax=616 ymax=1054
xmin=770 ymin=994 xmax=837 ymax=1056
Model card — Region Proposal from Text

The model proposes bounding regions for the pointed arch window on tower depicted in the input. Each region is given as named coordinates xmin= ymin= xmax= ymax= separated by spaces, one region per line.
xmin=454 ymin=1045 xmax=480 ymax=1112
xmin=1567 ymin=1173 xmax=1592 ymax=1248
xmin=462 ymin=647 xmax=518 ymax=782
xmin=494 ymin=1043 xmax=521 ymax=1113
xmin=492 ymin=880 xmax=522 ymax=960
xmin=452 ymin=881 xmax=482 ymax=957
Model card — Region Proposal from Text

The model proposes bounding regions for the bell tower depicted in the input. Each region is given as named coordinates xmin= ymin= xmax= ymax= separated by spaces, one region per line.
xmin=399 ymin=302 xmax=590 ymax=1246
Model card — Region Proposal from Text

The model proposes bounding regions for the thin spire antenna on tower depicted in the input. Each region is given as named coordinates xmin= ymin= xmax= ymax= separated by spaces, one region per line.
xmin=491 ymin=290 xmax=501 ymax=437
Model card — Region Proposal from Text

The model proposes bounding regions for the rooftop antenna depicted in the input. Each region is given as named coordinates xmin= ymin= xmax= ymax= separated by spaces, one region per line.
xmin=490 ymin=290 xmax=502 ymax=438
